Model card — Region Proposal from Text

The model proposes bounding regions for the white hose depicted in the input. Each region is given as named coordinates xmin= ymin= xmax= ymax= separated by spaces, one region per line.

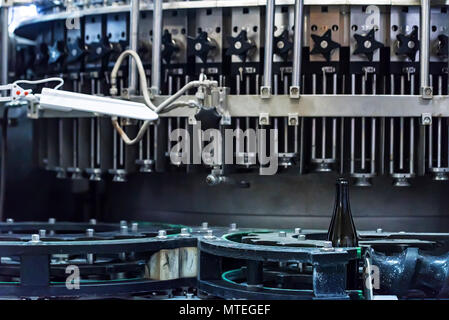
xmin=110 ymin=49 xmax=218 ymax=145
xmin=13 ymin=77 xmax=64 ymax=90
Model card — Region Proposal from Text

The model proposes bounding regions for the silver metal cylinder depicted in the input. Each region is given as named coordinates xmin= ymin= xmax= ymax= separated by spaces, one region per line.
xmin=129 ymin=0 xmax=140 ymax=93
xmin=262 ymin=0 xmax=275 ymax=91
xmin=420 ymin=0 xmax=431 ymax=93
xmin=291 ymin=0 xmax=304 ymax=89
xmin=1 ymin=7 xmax=9 ymax=86
xmin=151 ymin=0 xmax=163 ymax=94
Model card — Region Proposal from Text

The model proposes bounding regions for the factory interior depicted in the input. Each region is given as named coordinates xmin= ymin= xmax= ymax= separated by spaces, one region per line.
xmin=0 ymin=0 xmax=449 ymax=302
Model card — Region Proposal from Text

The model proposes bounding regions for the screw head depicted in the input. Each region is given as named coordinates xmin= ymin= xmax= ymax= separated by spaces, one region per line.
xmin=204 ymin=229 xmax=215 ymax=239
xmin=323 ymin=241 xmax=333 ymax=249
xmin=320 ymin=40 xmax=328 ymax=49
xmin=120 ymin=225 xmax=128 ymax=235
xmin=39 ymin=229 xmax=46 ymax=237
xmin=180 ymin=228 xmax=190 ymax=237
xmin=229 ymin=223 xmax=237 ymax=231
xmin=201 ymin=222 xmax=209 ymax=230
xmin=194 ymin=42 xmax=202 ymax=51
xmin=298 ymin=234 xmax=306 ymax=240
xmin=30 ymin=234 xmax=40 ymax=242
xmin=131 ymin=223 xmax=138 ymax=233
xmin=89 ymin=219 xmax=97 ymax=225
xmin=278 ymin=231 xmax=287 ymax=237
xmin=364 ymin=40 xmax=372 ymax=49
xmin=376 ymin=228 xmax=383 ymax=233
xmin=294 ymin=227 xmax=302 ymax=234
xmin=86 ymin=228 xmax=94 ymax=237
xmin=48 ymin=218 xmax=56 ymax=224
xmin=157 ymin=230 xmax=167 ymax=239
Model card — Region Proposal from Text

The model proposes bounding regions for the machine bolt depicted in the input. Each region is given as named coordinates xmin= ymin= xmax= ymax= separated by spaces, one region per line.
xmin=30 ymin=234 xmax=40 ymax=243
xmin=89 ymin=219 xmax=97 ymax=225
xmin=86 ymin=229 xmax=94 ymax=237
xmin=278 ymin=231 xmax=287 ymax=237
xmin=39 ymin=229 xmax=46 ymax=237
xmin=120 ymin=225 xmax=128 ymax=235
xmin=229 ymin=223 xmax=238 ymax=231
xmin=6 ymin=218 xmax=13 ymax=223
xmin=48 ymin=218 xmax=56 ymax=224
xmin=204 ymin=229 xmax=215 ymax=239
xmin=298 ymin=234 xmax=306 ymax=240
xmin=131 ymin=223 xmax=139 ymax=233
xmin=120 ymin=220 xmax=127 ymax=227
xmin=376 ymin=228 xmax=383 ymax=233
xmin=180 ymin=228 xmax=190 ymax=237
xmin=321 ymin=241 xmax=334 ymax=251
xmin=157 ymin=230 xmax=167 ymax=239
xmin=294 ymin=227 xmax=302 ymax=234
xmin=201 ymin=222 xmax=209 ymax=230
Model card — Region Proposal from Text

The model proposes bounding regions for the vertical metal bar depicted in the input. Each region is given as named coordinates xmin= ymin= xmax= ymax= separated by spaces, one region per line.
xmin=390 ymin=118 xmax=394 ymax=174
xmin=361 ymin=117 xmax=366 ymax=170
xmin=262 ymin=0 xmax=275 ymax=91
xmin=410 ymin=118 xmax=414 ymax=173
xmin=0 ymin=7 xmax=8 ymax=86
xmin=350 ymin=118 xmax=355 ymax=174
xmin=129 ymin=0 xmax=140 ymax=93
xmin=371 ymin=118 xmax=376 ymax=174
xmin=438 ymin=117 xmax=442 ymax=167
xmin=151 ymin=0 xmax=163 ymax=94
xmin=291 ymin=0 xmax=304 ymax=90
xmin=429 ymin=121 xmax=433 ymax=168
xmin=420 ymin=0 xmax=431 ymax=93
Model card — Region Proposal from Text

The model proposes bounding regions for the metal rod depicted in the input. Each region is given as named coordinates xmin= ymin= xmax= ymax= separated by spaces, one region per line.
xmin=151 ymin=0 xmax=163 ymax=94
xmin=291 ymin=0 xmax=304 ymax=90
xmin=262 ymin=0 xmax=275 ymax=91
xmin=129 ymin=0 xmax=140 ymax=93
xmin=420 ymin=0 xmax=431 ymax=92
xmin=1 ymin=7 xmax=8 ymax=86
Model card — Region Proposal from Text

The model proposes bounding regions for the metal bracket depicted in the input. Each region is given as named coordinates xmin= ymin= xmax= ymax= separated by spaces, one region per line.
xmin=421 ymin=86 xmax=433 ymax=100
xmin=260 ymin=86 xmax=271 ymax=99
xmin=188 ymin=115 xmax=197 ymax=125
xmin=288 ymin=113 xmax=299 ymax=126
xmin=421 ymin=113 xmax=432 ymax=125
xmin=214 ymin=87 xmax=231 ymax=125
xmin=289 ymin=86 xmax=300 ymax=99
xmin=259 ymin=113 xmax=270 ymax=126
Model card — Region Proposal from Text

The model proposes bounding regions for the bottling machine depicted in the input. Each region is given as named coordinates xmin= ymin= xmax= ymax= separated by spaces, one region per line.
xmin=1 ymin=0 xmax=449 ymax=300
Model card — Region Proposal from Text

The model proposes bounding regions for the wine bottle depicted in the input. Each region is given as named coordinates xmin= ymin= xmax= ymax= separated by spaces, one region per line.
xmin=328 ymin=178 xmax=359 ymax=290
xmin=327 ymin=178 xmax=358 ymax=247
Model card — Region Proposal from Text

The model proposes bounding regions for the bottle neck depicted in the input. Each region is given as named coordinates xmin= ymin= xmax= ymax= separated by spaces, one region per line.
xmin=336 ymin=181 xmax=350 ymax=209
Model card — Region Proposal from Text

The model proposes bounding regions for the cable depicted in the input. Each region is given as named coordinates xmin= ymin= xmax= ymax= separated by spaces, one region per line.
xmin=13 ymin=77 xmax=64 ymax=90
xmin=0 ymin=107 xmax=9 ymax=222
xmin=110 ymin=49 xmax=218 ymax=145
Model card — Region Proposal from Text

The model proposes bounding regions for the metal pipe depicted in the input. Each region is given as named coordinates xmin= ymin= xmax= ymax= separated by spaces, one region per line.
xmin=151 ymin=0 xmax=163 ymax=94
xmin=1 ymin=7 xmax=9 ymax=86
xmin=262 ymin=0 xmax=275 ymax=92
xmin=291 ymin=0 xmax=304 ymax=93
xmin=129 ymin=0 xmax=140 ymax=94
xmin=420 ymin=0 xmax=431 ymax=95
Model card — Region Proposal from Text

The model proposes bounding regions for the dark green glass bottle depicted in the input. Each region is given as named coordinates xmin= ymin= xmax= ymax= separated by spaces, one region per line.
xmin=327 ymin=178 xmax=359 ymax=290
xmin=327 ymin=178 xmax=358 ymax=247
